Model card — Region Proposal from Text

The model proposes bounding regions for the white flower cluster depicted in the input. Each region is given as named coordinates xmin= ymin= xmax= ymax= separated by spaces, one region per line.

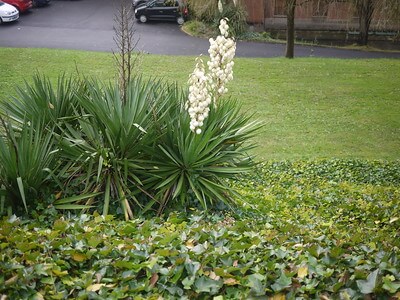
xmin=207 ymin=18 xmax=236 ymax=99
xmin=187 ymin=57 xmax=211 ymax=134
xmin=186 ymin=19 xmax=236 ymax=134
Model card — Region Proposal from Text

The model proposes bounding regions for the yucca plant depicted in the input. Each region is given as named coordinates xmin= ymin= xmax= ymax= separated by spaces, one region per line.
xmin=1 ymin=74 xmax=85 ymax=131
xmin=0 ymin=120 xmax=57 ymax=214
xmin=143 ymin=97 xmax=261 ymax=215
xmin=56 ymin=77 xmax=177 ymax=219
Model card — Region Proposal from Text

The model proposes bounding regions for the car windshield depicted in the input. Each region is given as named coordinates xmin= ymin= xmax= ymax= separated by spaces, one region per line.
xmin=0 ymin=3 xmax=4 ymax=7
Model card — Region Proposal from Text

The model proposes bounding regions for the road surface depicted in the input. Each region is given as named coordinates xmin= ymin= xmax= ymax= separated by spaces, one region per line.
xmin=1 ymin=0 xmax=399 ymax=58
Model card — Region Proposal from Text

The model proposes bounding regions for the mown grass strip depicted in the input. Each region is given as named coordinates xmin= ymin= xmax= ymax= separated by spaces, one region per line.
xmin=1 ymin=47 xmax=399 ymax=160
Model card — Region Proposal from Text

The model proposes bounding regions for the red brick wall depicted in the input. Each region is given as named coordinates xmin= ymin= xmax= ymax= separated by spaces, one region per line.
xmin=255 ymin=0 xmax=399 ymax=31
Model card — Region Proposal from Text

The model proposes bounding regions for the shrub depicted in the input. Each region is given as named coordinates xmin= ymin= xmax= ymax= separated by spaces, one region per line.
xmin=0 ymin=74 xmax=84 ymax=131
xmin=55 ymin=77 xmax=259 ymax=217
xmin=143 ymin=98 xmax=260 ymax=214
xmin=187 ymin=0 xmax=218 ymax=23
xmin=0 ymin=121 xmax=57 ymax=214
xmin=187 ymin=0 xmax=248 ymax=37
xmin=0 ymin=75 xmax=259 ymax=218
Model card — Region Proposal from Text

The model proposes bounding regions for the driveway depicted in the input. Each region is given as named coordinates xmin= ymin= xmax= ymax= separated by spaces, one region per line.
xmin=1 ymin=0 xmax=400 ymax=58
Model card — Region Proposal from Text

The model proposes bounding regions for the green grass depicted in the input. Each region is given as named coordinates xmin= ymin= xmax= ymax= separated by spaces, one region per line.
xmin=1 ymin=47 xmax=399 ymax=161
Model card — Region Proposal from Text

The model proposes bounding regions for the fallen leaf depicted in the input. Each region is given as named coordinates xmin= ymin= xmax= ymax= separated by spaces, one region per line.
xmin=5 ymin=275 xmax=18 ymax=286
xmin=224 ymin=278 xmax=239 ymax=285
xmin=209 ymin=271 xmax=220 ymax=281
xmin=150 ymin=273 xmax=159 ymax=288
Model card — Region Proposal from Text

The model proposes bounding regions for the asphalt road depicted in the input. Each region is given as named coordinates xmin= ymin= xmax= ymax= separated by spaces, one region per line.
xmin=1 ymin=0 xmax=400 ymax=58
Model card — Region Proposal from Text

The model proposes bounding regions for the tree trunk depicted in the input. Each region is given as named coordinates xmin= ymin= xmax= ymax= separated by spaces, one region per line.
xmin=358 ymin=0 xmax=374 ymax=46
xmin=285 ymin=0 xmax=296 ymax=58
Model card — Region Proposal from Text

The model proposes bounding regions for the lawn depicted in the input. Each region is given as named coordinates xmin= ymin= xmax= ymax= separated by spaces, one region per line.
xmin=1 ymin=47 xmax=399 ymax=161
xmin=0 ymin=47 xmax=399 ymax=298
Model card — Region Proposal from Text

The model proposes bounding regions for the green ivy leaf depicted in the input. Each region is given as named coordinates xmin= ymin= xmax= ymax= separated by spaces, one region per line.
xmin=194 ymin=276 xmax=223 ymax=294
xmin=191 ymin=244 xmax=206 ymax=255
xmin=182 ymin=276 xmax=195 ymax=290
xmin=271 ymin=271 xmax=292 ymax=292
xmin=382 ymin=279 xmax=400 ymax=294
xmin=356 ymin=269 xmax=379 ymax=294
xmin=247 ymin=273 xmax=265 ymax=296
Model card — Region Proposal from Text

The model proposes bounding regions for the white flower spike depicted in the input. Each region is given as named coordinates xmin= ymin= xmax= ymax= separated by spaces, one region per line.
xmin=187 ymin=19 xmax=236 ymax=134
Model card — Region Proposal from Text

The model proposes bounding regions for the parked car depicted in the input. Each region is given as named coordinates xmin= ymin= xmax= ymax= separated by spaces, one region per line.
xmin=132 ymin=0 xmax=148 ymax=9
xmin=134 ymin=0 xmax=188 ymax=25
xmin=2 ymin=0 xmax=32 ymax=12
xmin=33 ymin=0 xmax=50 ymax=7
xmin=0 ymin=1 xmax=19 ymax=23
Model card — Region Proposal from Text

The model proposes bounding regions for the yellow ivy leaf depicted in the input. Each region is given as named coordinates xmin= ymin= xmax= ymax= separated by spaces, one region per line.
xmin=270 ymin=294 xmax=285 ymax=300
xmin=298 ymin=265 xmax=308 ymax=279
xmin=52 ymin=269 xmax=68 ymax=277
xmin=394 ymin=292 xmax=400 ymax=299
xmin=186 ymin=239 xmax=194 ymax=249
xmin=72 ymin=253 xmax=87 ymax=262
xmin=86 ymin=283 xmax=105 ymax=292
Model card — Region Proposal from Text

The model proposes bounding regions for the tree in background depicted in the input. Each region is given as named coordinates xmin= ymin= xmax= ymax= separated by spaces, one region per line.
xmin=285 ymin=0 xmax=297 ymax=58
xmin=353 ymin=0 xmax=400 ymax=45
xmin=354 ymin=0 xmax=376 ymax=45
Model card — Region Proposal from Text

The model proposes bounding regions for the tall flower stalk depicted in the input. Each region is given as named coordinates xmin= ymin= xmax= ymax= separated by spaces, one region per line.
xmin=187 ymin=57 xmax=211 ymax=134
xmin=186 ymin=18 xmax=236 ymax=134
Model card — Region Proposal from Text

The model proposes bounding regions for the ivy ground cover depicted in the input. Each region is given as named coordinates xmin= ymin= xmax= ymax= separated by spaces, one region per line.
xmin=1 ymin=159 xmax=399 ymax=299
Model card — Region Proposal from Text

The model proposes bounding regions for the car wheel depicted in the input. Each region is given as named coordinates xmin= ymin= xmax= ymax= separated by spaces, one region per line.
xmin=139 ymin=15 xmax=147 ymax=23
xmin=177 ymin=17 xmax=184 ymax=25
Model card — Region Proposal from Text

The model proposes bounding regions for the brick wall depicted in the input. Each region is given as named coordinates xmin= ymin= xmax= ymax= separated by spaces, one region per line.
xmin=243 ymin=0 xmax=265 ymax=23
xmin=245 ymin=0 xmax=399 ymax=31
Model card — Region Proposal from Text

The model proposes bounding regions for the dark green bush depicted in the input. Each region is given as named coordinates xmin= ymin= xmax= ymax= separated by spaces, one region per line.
xmin=0 ymin=75 xmax=259 ymax=218
xmin=187 ymin=0 xmax=248 ymax=37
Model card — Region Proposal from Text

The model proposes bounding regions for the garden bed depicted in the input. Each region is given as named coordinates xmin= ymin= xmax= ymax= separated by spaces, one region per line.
xmin=1 ymin=159 xmax=399 ymax=299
